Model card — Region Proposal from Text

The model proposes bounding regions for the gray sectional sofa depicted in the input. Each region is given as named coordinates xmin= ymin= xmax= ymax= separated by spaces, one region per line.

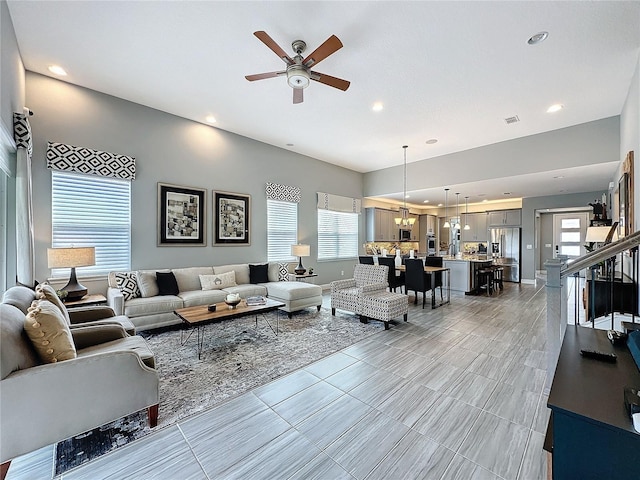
xmin=107 ymin=263 xmax=323 ymax=331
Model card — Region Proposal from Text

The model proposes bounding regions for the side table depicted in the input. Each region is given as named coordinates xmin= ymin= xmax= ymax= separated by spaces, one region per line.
xmin=63 ymin=294 xmax=107 ymax=309
xmin=292 ymin=273 xmax=318 ymax=283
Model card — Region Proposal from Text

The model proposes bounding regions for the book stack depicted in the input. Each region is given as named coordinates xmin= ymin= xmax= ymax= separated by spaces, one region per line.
xmin=245 ymin=295 xmax=267 ymax=306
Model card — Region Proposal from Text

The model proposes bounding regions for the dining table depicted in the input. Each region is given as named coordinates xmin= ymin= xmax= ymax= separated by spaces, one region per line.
xmin=396 ymin=264 xmax=451 ymax=309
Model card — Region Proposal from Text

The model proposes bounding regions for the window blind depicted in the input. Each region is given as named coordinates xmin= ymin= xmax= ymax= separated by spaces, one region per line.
xmin=51 ymin=170 xmax=131 ymax=276
xmin=267 ymin=199 xmax=298 ymax=261
xmin=317 ymin=209 xmax=358 ymax=261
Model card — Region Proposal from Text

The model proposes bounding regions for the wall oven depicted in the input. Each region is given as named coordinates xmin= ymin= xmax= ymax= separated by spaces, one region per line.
xmin=427 ymin=234 xmax=436 ymax=255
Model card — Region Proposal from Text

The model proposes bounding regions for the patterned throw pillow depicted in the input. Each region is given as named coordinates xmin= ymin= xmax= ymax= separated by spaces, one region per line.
xmin=278 ymin=263 xmax=290 ymax=281
xmin=114 ymin=272 xmax=140 ymax=300
xmin=199 ymin=271 xmax=236 ymax=290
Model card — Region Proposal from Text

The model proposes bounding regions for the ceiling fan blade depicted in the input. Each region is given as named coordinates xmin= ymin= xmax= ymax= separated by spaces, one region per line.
xmin=253 ymin=31 xmax=293 ymax=65
xmin=303 ymin=35 xmax=343 ymax=67
xmin=245 ymin=71 xmax=285 ymax=81
xmin=293 ymin=88 xmax=303 ymax=104
xmin=310 ymin=71 xmax=350 ymax=91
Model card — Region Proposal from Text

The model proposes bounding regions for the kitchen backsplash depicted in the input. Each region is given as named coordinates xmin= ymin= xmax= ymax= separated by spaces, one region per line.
xmin=364 ymin=242 xmax=420 ymax=255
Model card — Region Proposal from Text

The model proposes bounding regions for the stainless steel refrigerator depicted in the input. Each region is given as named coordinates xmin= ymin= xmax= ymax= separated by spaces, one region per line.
xmin=489 ymin=227 xmax=521 ymax=282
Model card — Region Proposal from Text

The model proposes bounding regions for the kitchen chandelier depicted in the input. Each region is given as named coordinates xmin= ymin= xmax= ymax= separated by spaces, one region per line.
xmin=443 ymin=188 xmax=450 ymax=228
xmin=464 ymin=196 xmax=471 ymax=230
xmin=394 ymin=145 xmax=416 ymax=228
xmin=454 ymin=193 xmax=461 ymax=230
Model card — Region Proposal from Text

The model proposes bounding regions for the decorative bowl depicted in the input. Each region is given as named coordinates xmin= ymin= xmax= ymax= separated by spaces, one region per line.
xmin=224 ymin=298 xmax=241 ymax=309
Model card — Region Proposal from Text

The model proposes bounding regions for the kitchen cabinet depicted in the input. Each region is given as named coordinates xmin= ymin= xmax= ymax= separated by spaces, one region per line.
xmin=461 ymin=213 xmax=488 ymax=242
xmin=365 ymin=208 xmax=396 ymax=241
xmin=488 ymin=209 xmax=521 ymax=226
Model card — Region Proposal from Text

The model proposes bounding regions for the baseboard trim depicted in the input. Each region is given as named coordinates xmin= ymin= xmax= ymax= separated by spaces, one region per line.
xmin=521 ymin=278 xmax=536 ymax=285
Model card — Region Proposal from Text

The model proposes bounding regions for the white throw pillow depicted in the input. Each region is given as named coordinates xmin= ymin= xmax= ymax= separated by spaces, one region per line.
xmin=136 ymin=271 xmax=159 ymax=298
xmin=199 ymin=271 xmax=236 ymax=290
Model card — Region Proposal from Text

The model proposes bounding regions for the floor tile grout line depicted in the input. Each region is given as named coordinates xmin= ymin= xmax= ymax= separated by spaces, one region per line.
xmin=175 ymin=423 xmax=212 ymax=480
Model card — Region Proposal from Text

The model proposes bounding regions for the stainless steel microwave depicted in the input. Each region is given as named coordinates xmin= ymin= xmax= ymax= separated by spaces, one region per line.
xmin=399 ymin=229 xmax=411 ymax=240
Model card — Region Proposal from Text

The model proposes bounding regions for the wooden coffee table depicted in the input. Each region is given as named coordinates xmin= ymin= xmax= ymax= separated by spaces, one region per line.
xmin=174 ymin=298 xmax=285 ymax=359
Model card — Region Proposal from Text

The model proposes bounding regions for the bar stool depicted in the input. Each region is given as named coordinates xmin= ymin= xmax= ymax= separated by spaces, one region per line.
xmin=477 ymin=268 xmax=494 ymax=296
xmin=492 ymin=266 xmax=504 ymax=292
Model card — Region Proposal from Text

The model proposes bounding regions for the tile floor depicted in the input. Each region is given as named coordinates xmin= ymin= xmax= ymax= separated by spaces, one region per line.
xmin=6 ymin=280 xmax=550 ymax=480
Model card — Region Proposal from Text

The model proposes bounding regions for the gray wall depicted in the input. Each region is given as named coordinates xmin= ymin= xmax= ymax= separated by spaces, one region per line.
xmin=26 ymin=72 xmax=364 ymax=289
xmin=1 ymin=0 xmax=23 ymax=288
xmin=522 ymin=191 xmax=605 ymax=280
xmin=364 ymin=117 xmax=620 ymax=197
xmin=620 ymin=53 xmax=639 ymax=232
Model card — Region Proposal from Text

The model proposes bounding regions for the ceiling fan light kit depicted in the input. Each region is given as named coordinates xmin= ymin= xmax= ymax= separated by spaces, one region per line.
xmin=246 ymin=31 xmax=350 ymax=104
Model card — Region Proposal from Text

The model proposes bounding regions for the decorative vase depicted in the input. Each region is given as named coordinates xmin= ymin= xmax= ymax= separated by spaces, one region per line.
xmin=395 ymin=250 xmax=402 ymax=268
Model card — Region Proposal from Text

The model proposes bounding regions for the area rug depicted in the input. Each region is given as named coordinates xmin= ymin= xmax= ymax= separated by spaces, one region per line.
xmin=55 ymin=307 xmax=384 ymax=475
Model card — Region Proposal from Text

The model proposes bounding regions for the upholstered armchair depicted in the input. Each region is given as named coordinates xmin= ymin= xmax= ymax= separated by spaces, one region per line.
xmin=2 ymin=285 xmax=135 ymax=335
xmin=330 ymin=264 xmax=389 ymax=316
xmin=0 ymin=295 xmax=158 ymax=478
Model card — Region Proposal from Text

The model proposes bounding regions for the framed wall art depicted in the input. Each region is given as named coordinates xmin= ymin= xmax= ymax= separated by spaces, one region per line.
xmin=214 ymin=190 xmax=250 ymax=245
xmin=157 ymin=183 xmax=206 ymax=246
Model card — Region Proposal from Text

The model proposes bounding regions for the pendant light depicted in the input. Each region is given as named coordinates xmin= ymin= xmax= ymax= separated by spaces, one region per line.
xmin=443 ymin=188 xmax=450 ymax=228
xmin=464 ymin=196 xmax=471 ymax=230
xmin=393 ymin=145 xmax=415 ymax=228
xmin=454 ymin=193 xmax=461 ymax=230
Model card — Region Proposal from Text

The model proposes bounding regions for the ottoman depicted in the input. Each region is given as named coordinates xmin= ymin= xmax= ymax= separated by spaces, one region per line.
xmin=264 ymin=281 xmax=323 ymax=318
xmin=359 ymin=291 xmax=408 ymax=330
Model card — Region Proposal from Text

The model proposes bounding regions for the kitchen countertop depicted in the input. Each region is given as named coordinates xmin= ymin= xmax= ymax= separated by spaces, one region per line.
xmin=442 ymin=256 xmax=492 ymax=262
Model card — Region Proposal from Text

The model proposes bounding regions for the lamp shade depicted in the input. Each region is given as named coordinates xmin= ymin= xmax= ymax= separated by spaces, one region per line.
xmin=585 ymin=226 xmax=618 ymax=243
xmin=291 ymin=244 xmax=310 ymax=257
xmin=47 ymin=247 xmax=96 ymax=268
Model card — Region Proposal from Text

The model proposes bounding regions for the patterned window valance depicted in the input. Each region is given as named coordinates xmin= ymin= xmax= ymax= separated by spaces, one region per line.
xmin=317 ymin=192 xmax=362 ymax=214
xmin=13 ymin=113 xmax=32 ymax=156
xmin=266 ymin=182 xmax=301 ymax=203
xmin=46 ymin=141 xmax=136 ymax=180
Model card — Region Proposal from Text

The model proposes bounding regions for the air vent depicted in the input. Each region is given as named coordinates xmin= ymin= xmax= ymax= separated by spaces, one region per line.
xmin=504 ymin=115 xmax=520 ymax=125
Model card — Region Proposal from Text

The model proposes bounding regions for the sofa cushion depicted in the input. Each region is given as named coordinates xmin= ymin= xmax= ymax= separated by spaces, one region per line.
xmin=1 ymin=304 xmax=40 ymax=379
xmin=114 ymin=272 xmax=141 ymax=300
xmin=249 ymin=263 xmax=269 ymax=284
xmin=24 ymin=300 xmax=77 ymax=363
xmin=172 ymin=267 xmax=214 ymax=292
xmin=179 ymin=290 xmax=228 ymax=307
xmin=214 ymin=264 xmax=250 ymax=285
xmin=222 ymin=284 xmax=268 ymax=298
xmin=36 ymin=284 xmax=71 ymax=324
xmin=265 ymin=282 xmax=323 ymax=301
xmin=2 ymin=285 xmax=37 ymax=314
xmin=136 ymin=271 xmax=160 ymax=298
xmin=199 ymin=271 xmax=236 ymax=290
xmin=156 ymin=272 xmax=179 ymax=295
xmin=123 ymin=296 xmax=184 ymax=318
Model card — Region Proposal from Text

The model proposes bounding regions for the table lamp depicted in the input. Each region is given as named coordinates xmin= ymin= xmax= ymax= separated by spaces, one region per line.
xmin=291 ymin=244 xmax=310 ymax=275
xmin=47 ymin=247 xmax=96 ymax=300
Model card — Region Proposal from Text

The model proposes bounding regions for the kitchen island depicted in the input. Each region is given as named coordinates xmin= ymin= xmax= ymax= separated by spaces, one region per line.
xmin=442 ymin=257 xmax=493 ymax=293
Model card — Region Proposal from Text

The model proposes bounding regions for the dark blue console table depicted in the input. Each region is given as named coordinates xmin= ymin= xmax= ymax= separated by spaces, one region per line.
xmin=546 ymin=326 xmax=640 ymax=479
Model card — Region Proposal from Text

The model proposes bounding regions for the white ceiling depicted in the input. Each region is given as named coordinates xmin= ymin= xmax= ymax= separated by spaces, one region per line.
xmin=7 ymin=1 xmax=640 ymax=206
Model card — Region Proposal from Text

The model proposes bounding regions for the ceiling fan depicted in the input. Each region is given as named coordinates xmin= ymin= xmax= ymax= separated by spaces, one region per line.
xmin=245 ymin=31 xmax=350 ymax=104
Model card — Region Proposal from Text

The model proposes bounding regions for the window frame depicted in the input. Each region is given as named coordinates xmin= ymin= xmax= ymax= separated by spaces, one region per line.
xmin=267 ymin=199 xmax=298 ymax=262
xmin=317 ymin=209 xmax=359 ymax=261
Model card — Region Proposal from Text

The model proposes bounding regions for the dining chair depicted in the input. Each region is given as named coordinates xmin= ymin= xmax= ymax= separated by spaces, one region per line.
xmin=377 ymin=256 xmax=405 ymax=293
xmin=404 ymin=258 xmax=432 ymax=308
xmin=358 ymin=256 xmax=374 ymax=264
xmin=424 ymin=256 xmax=444 ymax=301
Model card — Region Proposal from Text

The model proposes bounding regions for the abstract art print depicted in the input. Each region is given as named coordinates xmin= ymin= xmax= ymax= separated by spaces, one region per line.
xmin=157 ymin=183 xmax=206 ymax=246
xmin=214 ymin=191 xmax=250 ymax=245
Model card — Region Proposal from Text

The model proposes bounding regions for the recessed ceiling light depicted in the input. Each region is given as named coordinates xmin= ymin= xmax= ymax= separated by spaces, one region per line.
xmin=482 ymin=199 xmax=488 ymax=203
xmin=372 ymin=102 xmax=383 ymax=112
xmin=48 ymin=65 xmax=67 ymax=76
xmin=423 ymin=200 xmax=429 ymax=203
xmin=205 ymin=115 xmax=216 ymax=124
xmin=547 ymin=103 xmax=564 ymax=113
xmin=425 ymin=139 xmax=438 ymax=145
xmin=437 ymin=203 xmax=443 ymax=207
xmin=528 ymin=31 xmax=549 ymax=45
xmin=405 ymin=194 xmax=410 ymax=199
